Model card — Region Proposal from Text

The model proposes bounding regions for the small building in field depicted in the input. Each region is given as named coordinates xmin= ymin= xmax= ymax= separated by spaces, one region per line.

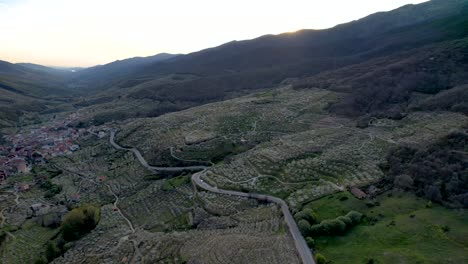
xmin=350 ymin=187 xmax=367 ymax=199
xmin=98 ymin=175 xmax=107 ymax=182
xmin=69 ymin=145 xmax=80 ymax=152
xmin=19 ymin=183 xmax=31 ymax=192
xmin=98 ymin=131 xmax=106 ymax=139
xmin=8 ymin=158 xmax=30 ymax=173
xmin=31 ymin=203 xmax=50 ymax=216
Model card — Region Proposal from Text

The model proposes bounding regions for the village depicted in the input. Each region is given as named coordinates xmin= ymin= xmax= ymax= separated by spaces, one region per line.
xmin=0 ymin=113 xmax=86 ymax=184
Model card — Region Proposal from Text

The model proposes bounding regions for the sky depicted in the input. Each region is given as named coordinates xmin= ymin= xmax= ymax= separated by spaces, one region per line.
xmin=0 ymin=0 xmax=429 ymax=67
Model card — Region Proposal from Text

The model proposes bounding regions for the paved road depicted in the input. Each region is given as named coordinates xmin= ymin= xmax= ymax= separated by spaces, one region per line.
xmin=110 ymin=131 xmax=209 ymax=172
xmin=109 ymin=130 xmax=315 ymax=264
xmin=192 ymin=171 xmax=315 ymax=264
xmin=170 ymin=147 xmax=214 ymax=166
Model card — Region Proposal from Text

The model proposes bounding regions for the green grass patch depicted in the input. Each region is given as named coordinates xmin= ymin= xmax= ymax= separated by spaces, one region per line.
xmin=303 ymin=191 xmax=468 ymax=263
xmin=162 ymin=175 xmax=191 ymax=191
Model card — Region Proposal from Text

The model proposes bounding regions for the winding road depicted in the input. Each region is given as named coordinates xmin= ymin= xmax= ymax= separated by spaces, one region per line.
xmin=109 ymin=130 xmax=315 ymax=264
xmin=170 ymin=147 xmax=214 ymax=166
xmin=110 ymin=131 xmax=208 ymax=172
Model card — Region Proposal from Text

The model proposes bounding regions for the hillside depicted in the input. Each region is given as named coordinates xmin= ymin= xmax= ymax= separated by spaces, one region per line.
xmin=57 ymin=83 xmax=466 ymax=263
xmin=2 ymin=0 xmax=468 ymax=128
xmin=0 ymin=60 xmax=80 ymax=128
xmin=82 ymin=0 xmax=468 ymax=87
xmin=0 ymin=60 xmax=73 ymax=97
xmin=1 ymin=1 xmax=468 ymax=263
xmin=293 ymin=37 xmax=468 ymax=117
xmin=66 ymin=0 xmax=468 ymax=125
xmin=68 ymin=53 xmax=179 ymax=89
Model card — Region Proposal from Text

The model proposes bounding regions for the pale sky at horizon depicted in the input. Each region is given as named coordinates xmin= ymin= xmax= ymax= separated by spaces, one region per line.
xmin=0 ymin=0 xmax=429 ymax=67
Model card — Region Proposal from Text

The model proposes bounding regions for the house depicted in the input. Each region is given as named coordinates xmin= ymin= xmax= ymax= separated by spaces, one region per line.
xmin=350 ymin=187 xmax=367 ymax=199
xmin=18 ymin=183 xmax=31 ymax=192
xmin=30 ymin=203 xmax=56 ymax=216
xmin=69 ymin=194 xmax=80 ymax=203
xmin=69 ymin=145 xmax=80 ymax=152
xmin=8 ymin=158 xmax=30 ymax=173
xmin=98 ymin=131 xmax=106 ymax=139
xmin=97 ymin=175 xmax=107 ymax=182
xmin=31 ymin=203 xmax=46 ymax=212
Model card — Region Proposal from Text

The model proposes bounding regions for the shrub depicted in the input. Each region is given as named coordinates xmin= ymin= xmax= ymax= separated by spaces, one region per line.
xmin=339 ymin=196 xmax=349 ymax=201
xmin=40 ymin=179 xmax=62 ymax=198
xmin=306 ymin=237 xmax=315 ymax=248
xmin=45 ymin=241 xmax=61 ymax=261
xmin=34 ymin=256 xmax=48 ymax=264
xmin=336 ymin=215 xmax=352 ymax=226
xmin=441 ymin=225 xmax=450 ymax=232
xmin=394 ymin=174 xmax=414 ymax=190
xmin=321 ymin=219 xmax=346 ymax=235
xmin=315 ymin=253 xmax=327 ymax=264
xmin=346 ymin=211 xmax=363 ymax=225
xmin=294 ymin=208 xmax=318 ymax=225
xmin=366 ymin=258 xmax=381 ymax=264
xmin=366 ymin=200 xmax=380 ymax=208
xmin=310 ymin=211 xmax=363 ymax=236
xmin=425 ymin=185 xmax=442 ymax=202
xmin=298 ymin=219 xmax=311 ymax=235
xmin=62 ymin=204 xmax=100 ymax=241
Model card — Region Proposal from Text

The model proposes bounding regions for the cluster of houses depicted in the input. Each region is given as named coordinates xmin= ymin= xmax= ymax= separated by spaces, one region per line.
xmin=0 ymin=113 xmax=85 ymax=184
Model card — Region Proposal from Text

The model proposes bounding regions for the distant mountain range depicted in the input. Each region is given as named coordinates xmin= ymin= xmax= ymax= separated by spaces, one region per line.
xmin=69 ymin=53 xmax=180 ymax=89
xmin=0 ymin=0 xmax=467 ymax=127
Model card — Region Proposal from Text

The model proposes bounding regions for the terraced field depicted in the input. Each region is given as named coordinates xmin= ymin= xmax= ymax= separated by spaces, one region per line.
xmin=118 ymin=86 xmax=468 ymax=213
xmin=53 ymin=185 xmax=301 ymax=264
xmin=116 ymin=88 xmax=342 ymax=164
xmin=47 ymin=123 xmax=304 ymax=264
xmin=50 ymin=135 xmax=154 ymax=205
xmin=119 ymin=183 xmax=194 ymax=231
xmin=1 ymin=220 xmax=59 ymax=264
xmin=53 ymin=204 xmax=136 ymax=263
xmin=4 ymin=86 xmax=466 ymax=264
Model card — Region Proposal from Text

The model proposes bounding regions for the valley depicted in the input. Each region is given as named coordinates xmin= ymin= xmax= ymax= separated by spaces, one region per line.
xmin=1 ymin=84 xmax=467 ymax=263
xmin=1 ymin=0 xmax=468 ymax=263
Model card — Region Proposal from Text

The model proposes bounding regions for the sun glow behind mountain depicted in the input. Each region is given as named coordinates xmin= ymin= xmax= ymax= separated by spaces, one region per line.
xmin=0 ymin=0 xmax=428 ymax=67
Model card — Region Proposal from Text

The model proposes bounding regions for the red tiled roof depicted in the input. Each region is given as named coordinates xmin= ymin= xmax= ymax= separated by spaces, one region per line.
xmin=350 ymin=187 xmax=367 ymax=199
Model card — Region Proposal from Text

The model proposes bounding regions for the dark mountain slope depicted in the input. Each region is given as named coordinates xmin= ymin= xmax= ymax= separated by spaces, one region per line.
xmin=3 ymin=0 xmax=468 ymax=128
xmin=68 ymin=0 xmax=468 ymax=126
xmin=293 ymin=36 xmax=468 ymax=118
xmin=384 ymin=131 xmax=468 ymax=208
xmin=416 ymin=84 xmax=468 ymax=114
xmin=0 ymin=60 xmax=79 ymax=127
xmin=16 ymin=63 xmax=75 ymax=75
xmin=134 ymin=0 xmax=468 ymax=77
xmin=69 ymin=53 xmax=179 ymax=89
xmin=79 ymin=0 xmax=468 ymax=105
xmin=0 ymin=60 xmax=73 ymax=97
